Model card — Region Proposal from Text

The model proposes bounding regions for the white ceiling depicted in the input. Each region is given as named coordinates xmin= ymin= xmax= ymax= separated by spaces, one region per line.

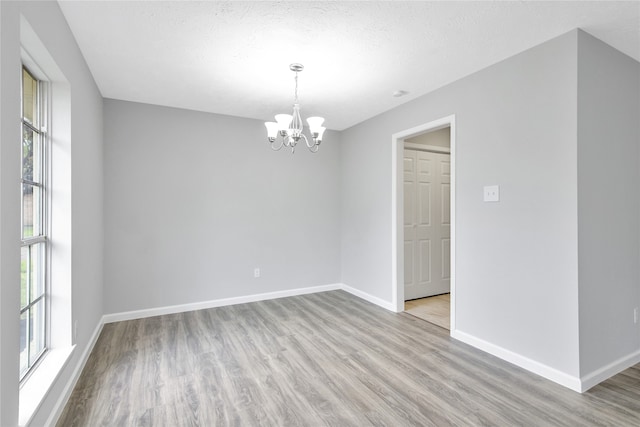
xmin=58 ymin=1 xmax=640 ymax=130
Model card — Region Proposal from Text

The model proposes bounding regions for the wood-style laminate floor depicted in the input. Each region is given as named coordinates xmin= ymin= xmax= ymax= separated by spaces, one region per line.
xmin=405 ymin=293 xmax=450 ymax=330
xmin=58 ymin=290 xmax=640 ymax=426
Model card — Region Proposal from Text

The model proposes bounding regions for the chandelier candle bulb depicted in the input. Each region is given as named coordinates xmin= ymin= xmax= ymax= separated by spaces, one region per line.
xmin=315 ymin=126 xmax=326 ymax=142
xmin=308 ymin=120 xmax=326 ymax=143
xmin=264 ymin=63 xmax=326 ymax=153
xmin=307 ymin=116 xmax=325 ymax=133
xmin=265 ymin=122 xmax=279 ymax=141
xmin=275 ymin=114 xmax=292 ymax=133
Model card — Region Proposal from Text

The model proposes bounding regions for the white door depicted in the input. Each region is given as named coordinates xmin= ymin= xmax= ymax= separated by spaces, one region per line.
xmin=404 ymin=149 xmax=450 ymax=300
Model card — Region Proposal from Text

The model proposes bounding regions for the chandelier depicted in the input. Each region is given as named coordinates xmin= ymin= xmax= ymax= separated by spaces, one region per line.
xmin=264 ymin=63 xmax=326 ymax=153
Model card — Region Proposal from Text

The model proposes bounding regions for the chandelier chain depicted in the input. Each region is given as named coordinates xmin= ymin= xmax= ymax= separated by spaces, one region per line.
xmin=294 ymin=72 xmax=299 ymax=103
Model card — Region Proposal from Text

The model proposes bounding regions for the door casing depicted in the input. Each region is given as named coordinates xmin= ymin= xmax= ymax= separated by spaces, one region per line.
xmin=391 ymin=115 xmax=456 ymax=333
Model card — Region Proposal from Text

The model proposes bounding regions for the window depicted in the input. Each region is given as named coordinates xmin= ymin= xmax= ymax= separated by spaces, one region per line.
xmin=20 ymin=66 xmax=48 ymax=380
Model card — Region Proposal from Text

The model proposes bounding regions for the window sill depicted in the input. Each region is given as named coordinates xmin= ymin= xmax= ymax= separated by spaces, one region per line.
xmin=19 ymin=345 xmax=75 ymax=427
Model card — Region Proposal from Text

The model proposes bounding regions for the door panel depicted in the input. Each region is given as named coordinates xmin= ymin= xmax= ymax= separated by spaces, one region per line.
xmin=404 ymin=181 xmax=415 ymax=226
xmin=417 ymin=158 xmax=432 ymax=181
xmin=404 ymin=156 xmax=415 ymax=181
xmin=419 ymin=240 xmax=431 ymax=283
xmin=404 ymin=148 xmax=451 ymax=300
xmin=418 ymin=183 xmax=431 ymax=226
xmin=404 ymin=241 xmax=414 ymax=284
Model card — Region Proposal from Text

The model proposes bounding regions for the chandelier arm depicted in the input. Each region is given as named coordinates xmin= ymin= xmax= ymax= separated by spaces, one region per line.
xmin=270 ymin=137 xmax=285 ymax=151
xmin=308 ymin=142 xmax=320 ymax=153
xmin=302 ymin=133 xmax=318 ymax=149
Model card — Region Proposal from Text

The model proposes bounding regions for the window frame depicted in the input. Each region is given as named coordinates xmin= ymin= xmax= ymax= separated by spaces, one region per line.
xmin=20 ymin=65 xmax=50 ymax=382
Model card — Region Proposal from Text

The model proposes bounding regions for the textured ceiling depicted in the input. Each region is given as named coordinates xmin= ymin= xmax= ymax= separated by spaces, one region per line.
xmin=58 ymin=1 xmax=640 ymax=130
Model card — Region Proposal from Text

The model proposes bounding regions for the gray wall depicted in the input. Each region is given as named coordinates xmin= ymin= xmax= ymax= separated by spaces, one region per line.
xmin=0 ymin=1 xmax=104 ymax=425
xmin=103 ymin=100 xmax=341 ymax=314
xmin=341 ymin=30 xmax=583 ymax=376
xmin=0 ymin=3 xmax=22 ymax=424
xmin=577 ymin=32 xmax=640 ymax=375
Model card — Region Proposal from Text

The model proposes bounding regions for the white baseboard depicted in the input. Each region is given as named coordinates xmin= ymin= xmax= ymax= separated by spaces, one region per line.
xmin=103 ymin=283 xmax=343 ymax=323
xmin=580 ymin=349 xmax=640 ymax=392
xmin=102 ymin=283 xmax=397 ymax=324
xmin=45 ymin=319 xmax=104 ymax=427
xmin=340 ymin=283 xmax=396 ymax=311
xmin=451 ymin=329 xmax=582 ymax=392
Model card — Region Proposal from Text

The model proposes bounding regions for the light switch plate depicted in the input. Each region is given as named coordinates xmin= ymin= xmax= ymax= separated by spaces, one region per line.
xmin=484 ymin=185 xmax=500 ymax=202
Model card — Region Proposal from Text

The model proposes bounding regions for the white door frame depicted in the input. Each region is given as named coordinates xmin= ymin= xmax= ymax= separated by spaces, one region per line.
xmin=391 ymin=115 xmax=456 ymax=332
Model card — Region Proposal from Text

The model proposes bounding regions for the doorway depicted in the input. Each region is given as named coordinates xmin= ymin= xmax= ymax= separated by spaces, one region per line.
xmin=391 ymin=115 xmax=456 ymax=333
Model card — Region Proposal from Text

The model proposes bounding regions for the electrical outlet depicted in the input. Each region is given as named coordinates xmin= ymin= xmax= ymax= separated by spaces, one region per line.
xmin=254 ymin=268 xmax=261 ymax=278
xmin=483 ymin=185 xmax=500 ymax=202
xmin=634 ymin=307 xmax=638 ymax=324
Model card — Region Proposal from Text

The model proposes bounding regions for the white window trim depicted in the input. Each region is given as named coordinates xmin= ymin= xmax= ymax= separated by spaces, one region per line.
xmin=19 ymin=347 xmax=75 ymax=426
xmin=19 ymin=16 xmax=74 ymax=427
